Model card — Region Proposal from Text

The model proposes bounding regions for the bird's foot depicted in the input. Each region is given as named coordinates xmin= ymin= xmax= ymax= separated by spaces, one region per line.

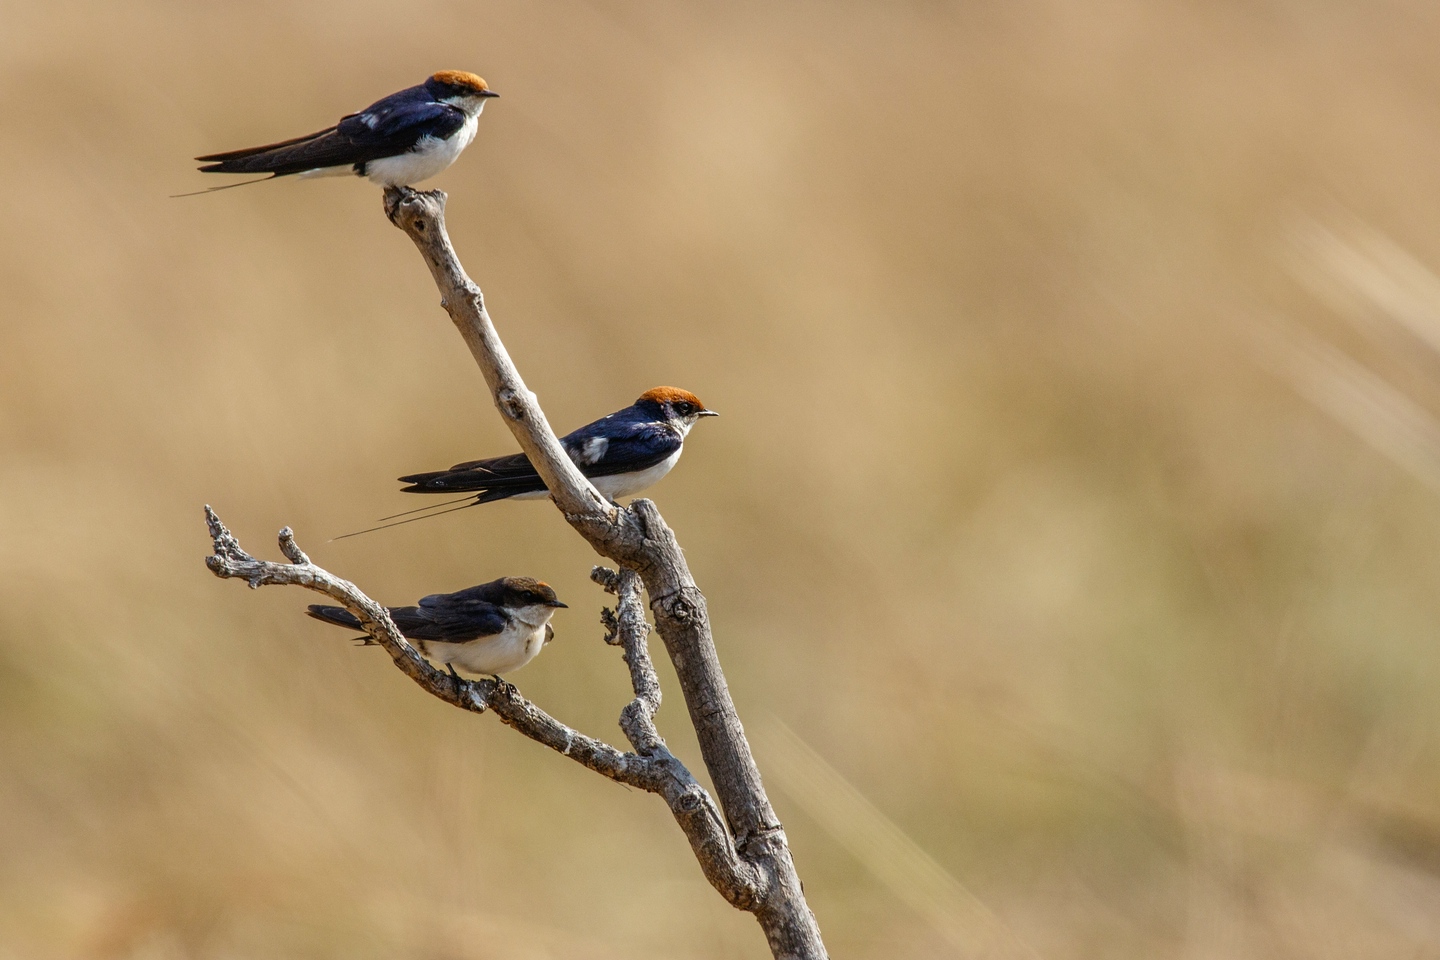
xmin=447 ymin=664 xmax=465 ymax=699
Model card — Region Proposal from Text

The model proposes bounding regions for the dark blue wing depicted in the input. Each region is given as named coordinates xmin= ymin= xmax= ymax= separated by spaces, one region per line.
xmin=570 ymin=420 xmax=682 ymax=476
xmin=395 ymin=596 xmax=509 ymax=643
xmin=397 ymin=415 xmax=680 ymax=495
xmin=337 ymin=96 xmax=466 ymax=140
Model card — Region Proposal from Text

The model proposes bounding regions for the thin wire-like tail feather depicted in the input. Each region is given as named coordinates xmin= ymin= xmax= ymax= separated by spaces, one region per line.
xmin=171 ymin=175 xmax=277 ymax=198
xmin=374 ymin=494 xmax=480 ymax=523
xmin=330 ymin=499 xmax=482 ymax=541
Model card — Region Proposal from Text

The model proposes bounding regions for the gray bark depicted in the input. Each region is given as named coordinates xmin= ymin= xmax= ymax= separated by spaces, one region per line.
xmin=382 ymin=186 xmax=826 ymax=958
xmin=203 ymin=187 xmax=828 ymax=960
xmin=205 ymin=513 xmax=761 ymax=897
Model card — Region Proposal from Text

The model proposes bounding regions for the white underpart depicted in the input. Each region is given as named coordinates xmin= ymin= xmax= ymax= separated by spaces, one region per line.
xmin=417 ymin=602 xmax=557 ymax=676
xmin=297 ymin=164 xmax=354 ymax=179
xmin=595 ymin=448 xmax=684 ymax=499
xmin=502 ymin=447 xmax=684 ymax=501
xmin=365 ymin=112 xmax=479 ymax=186
xmin=297 ymin=101 xmax=484 ymax=186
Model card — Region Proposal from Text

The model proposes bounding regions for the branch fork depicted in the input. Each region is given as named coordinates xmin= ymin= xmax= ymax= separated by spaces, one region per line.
xmin=204 ymin=506 xmax=765 ymax=904
xmin=203 ymin=186 xmax=827 ymax=958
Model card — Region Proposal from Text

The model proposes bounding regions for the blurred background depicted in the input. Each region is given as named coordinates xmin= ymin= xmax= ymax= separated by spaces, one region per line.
xmin=5 ymin=1 xmax=1440 ymax=956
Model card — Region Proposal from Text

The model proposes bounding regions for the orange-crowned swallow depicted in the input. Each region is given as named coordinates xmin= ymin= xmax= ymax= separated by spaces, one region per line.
xmin=306 ymin=577 xmax=565 ymax=678
xmin=342 ymin=387 xmax=717 ymax=536
xmin=192 ymin=70 xmax=497 ymax=191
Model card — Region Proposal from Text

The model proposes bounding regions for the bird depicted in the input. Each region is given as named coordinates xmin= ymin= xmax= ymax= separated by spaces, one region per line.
xmin=345 ymin=386 xmax=718 ymax=536
xmin=189 ymin=70 xmax=497 ymax=191
xmin=306 ymin=577 xmax=566 ymax=679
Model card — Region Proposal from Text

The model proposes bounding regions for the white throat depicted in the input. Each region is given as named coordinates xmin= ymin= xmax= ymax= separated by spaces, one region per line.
xmin=670 ymin=416 xmax=701 ymax=439
xmin=513 ymin=603 xmax=559 ymax=629
xmin=446 ymin=94 xmax=490 ymax=118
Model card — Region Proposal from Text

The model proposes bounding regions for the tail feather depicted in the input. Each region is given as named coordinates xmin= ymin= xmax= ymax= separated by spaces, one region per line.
xmin=398 ymin=472 xmax=540 ymax=500
xmin=170 ymin=175 xmax=276 ymax=198
xmin=196 ymin=127 xmax=357 ymax=177
xmin=196 ymin=126 xmax=336 ymax=165
xmin=398 ymin=469 xmax=481 ymax=493
xmin=306 ymin=604 xmax=362 ymax=629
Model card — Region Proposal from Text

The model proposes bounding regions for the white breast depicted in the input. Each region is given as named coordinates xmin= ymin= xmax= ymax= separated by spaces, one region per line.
xmin=364 ymin=113 xmax=479 ymax=187
xmin=593 ymin=448 xmax=683 ymax=499
xmin=417 ymin=604 xmax=556 ymax=677
xmin=500 ymin=447 xmax=683 ymax=502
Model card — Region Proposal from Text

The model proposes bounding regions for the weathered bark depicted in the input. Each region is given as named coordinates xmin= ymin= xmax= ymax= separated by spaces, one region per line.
xmin=204 ymin=510 xmax=763 ymax=900
xmin=204 ymin=186 xmax=827 ymax=960
xmin=382 ymin=187 xmax=826 ymax=958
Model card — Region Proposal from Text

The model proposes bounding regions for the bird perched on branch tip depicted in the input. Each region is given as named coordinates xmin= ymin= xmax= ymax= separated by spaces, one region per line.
xmin=306 ymin=577 xmax=565 ymax=678
xmin=185 ymin=70 xmax=497 ymax=194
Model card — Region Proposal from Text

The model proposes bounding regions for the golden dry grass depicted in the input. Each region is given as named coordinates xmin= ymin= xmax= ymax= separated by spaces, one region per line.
xmin=5 ymin=1 xmax=1440 ymax=956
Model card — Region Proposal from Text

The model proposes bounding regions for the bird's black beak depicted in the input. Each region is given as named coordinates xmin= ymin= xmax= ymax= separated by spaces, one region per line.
xmin=548 ymin=600 xmax=568 ymax=608
xmin=479 ymin=89 xmax=500 ymax=98
xmin=697 ymin=410 xmax=720 ymax=417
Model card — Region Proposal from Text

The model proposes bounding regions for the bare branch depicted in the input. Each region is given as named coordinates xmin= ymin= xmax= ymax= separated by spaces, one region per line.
xmin=384 ymin=187 xmax=828 ymax=958
xmin=593 ymin=566 xmax=663 ymax=756
xmin=593 ymin=564 xmax=767 ymax=907
xmin=204 ymin=506 xmax=652 ymax=788
xmin=204 ymin=188 xmax=827 ymax=957
xmin=204 ymin=507 xmax=765 ymax=904
xmin=382 ymin=188 xmax=611 ymax=521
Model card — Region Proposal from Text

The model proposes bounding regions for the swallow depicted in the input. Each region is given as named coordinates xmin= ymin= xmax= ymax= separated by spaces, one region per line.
xmin=306 ymin=577 xmax=566 ymax=678
xmin=190 ymin=70 xmax=497 ymax=191
xmin=340 ymin=387 xmax=718 ymax=537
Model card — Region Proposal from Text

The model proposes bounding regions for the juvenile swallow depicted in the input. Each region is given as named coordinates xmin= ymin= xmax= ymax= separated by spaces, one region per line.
xmin=191 ymin=70 xmax=497 ymax=191
xmin=386 ymin=386 xmax=717 ymax=520
xmin=306 ymin=577 xmax=566 ymax=678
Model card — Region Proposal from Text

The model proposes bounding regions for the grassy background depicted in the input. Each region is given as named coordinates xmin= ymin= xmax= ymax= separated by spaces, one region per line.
xmin=5 ymin=1 xmax=1440 ymax=956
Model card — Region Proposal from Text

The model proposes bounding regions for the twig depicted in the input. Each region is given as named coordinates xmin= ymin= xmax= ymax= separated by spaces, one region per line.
xmin=593 ymin=566 xmax=663 ymax=756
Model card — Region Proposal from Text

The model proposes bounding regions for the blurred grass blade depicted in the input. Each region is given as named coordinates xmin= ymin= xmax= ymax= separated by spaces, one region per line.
xmin=1294 ymin=220 xmax=1440 ymax=359
xmin=758 ymin=718 xmax=1042 ymax=959
xmin=1251 ymin=319 xmax=1440 ymax=494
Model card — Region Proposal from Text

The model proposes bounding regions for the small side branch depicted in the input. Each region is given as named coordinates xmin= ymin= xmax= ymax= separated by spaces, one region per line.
xmin=593 ymin=566 xmax=663 ymax=756
xmin=204 ymin=507 xmax=765 ymax=906
xmin=594 ymin=565 xmax=768 ymax=908
xmin=203 ymin=506 xmax=650 ymax=788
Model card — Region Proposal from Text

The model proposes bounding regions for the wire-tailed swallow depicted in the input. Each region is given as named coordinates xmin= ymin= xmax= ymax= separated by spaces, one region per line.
xmin=306 ymin=577 xmax=566 ymax=677
xmin=404 ymin=385 xmax=716 ymax=499
xmin=345 ymin=387 xmax=717 ymax=536
xmin=192 ymin=70 xmax=497 ymax=190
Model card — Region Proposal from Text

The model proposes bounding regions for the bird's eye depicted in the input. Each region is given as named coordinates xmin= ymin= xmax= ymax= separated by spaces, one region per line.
xmin=674 ymin=402 xmax=693 ymax=416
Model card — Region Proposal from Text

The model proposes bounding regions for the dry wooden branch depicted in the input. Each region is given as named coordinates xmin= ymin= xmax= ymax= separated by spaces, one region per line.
xmin=382 ymin=187 xmax=827 ymax=958
xmin=202 ymin=187 xmax=826 ymax=958
xmin=204 ymin=506 xmax=763 ymax=895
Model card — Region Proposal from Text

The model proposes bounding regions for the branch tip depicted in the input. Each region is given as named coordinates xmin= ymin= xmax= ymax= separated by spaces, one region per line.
xmin=204 ymin=505 xmax=254 ymax=565
xmin=591 ymin=565 xmax=621 ymax=593
xmin=383 ymin=185 xmax=446 ymax=229
xmin=277 ymin=526 xmax=310 ymax=565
